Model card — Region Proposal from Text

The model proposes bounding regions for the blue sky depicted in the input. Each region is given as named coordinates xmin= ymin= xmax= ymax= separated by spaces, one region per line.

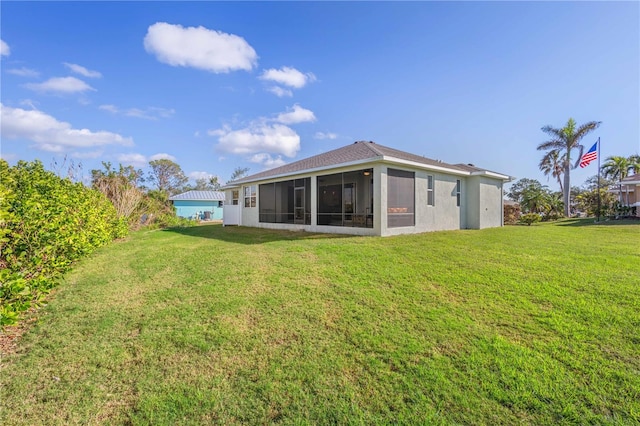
xmin=1 ymin=1 xmax=638 ymax=190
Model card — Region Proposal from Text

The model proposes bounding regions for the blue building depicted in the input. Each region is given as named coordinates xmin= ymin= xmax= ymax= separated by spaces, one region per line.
xmin=169 ymin=191 xmax=225 ymax=220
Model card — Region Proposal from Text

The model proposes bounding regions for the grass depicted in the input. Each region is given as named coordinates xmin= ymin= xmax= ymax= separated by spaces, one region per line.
xmin=1 ymin=219 xmax=639 ymax=425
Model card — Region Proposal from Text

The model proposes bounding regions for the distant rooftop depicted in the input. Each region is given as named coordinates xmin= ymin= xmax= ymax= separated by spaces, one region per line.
xmin=226 ymin=141 xmax=509 ymax=186
xmin=169 ymin=190 xmax=225 ymax=201
xmin=621 ymin=174 xmax=640 ymax=184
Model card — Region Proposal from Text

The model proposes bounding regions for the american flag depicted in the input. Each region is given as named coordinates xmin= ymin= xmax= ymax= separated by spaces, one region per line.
xmin=579 ymin=141 xmax=598 ymax=168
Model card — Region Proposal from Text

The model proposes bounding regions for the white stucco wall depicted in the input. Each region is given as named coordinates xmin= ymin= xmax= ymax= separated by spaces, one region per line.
xmin=380 ymin=166 xmax=467 ymax=236
xmin=477 ymin=177 xmax=504 ymax=228
xmin=226 ymin=162 xmax=505 ymax=236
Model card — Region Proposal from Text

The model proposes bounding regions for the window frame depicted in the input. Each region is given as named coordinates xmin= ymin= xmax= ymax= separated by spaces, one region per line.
xmin=427 ymin=175 xmax=434 ymax=206
xmin=244 ymin=185 xmax=256 ymax=208
xmin=387 ymin=168 xmax=415 ymax=228
xmin=456 ymin=179 xmax=461 ymax=207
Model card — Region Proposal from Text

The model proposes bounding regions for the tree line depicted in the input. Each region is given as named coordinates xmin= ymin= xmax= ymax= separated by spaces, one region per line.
xmin=508 ymin=117 xmax=639 ymax=221
xmin=88 ymin=159 xmax=250 ymax=229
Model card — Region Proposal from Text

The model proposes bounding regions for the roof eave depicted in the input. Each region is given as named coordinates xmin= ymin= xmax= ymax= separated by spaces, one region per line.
xmin=222 ymin=157 xmax=382 ymax=186
xmin=221 ymin=156 xmax=511 ymax=186
xmin=470 ymin=170 xmax=513 ymax=181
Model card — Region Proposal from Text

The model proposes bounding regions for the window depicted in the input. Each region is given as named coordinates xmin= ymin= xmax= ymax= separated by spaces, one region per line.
xmin=317 ymin=169 xmax=373 ymax=228
xmin=456 ymin=179 xmax=461 ymax=207
xmin=218 ymin=201 xmax=223 ymax=208
xmin=427 ymin=175 xmax=434 ymax=206
xmin=231 ymin=190 xmax=239 ymax=205
xmin=387 ymin=168 xmax=415 ymax=228
xmin=259 ymin=178 xmax=311 ymax=224
xmin=244 ymin=185 xmax=256 ymax=208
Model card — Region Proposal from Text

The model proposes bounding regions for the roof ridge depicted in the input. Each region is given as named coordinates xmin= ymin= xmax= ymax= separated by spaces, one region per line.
xmin=360 ymin=141 xmax=385 ymax=157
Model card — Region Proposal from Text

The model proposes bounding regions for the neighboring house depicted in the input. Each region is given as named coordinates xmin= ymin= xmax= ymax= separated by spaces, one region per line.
xmin=610 ymin=174 xmax=640 ymax=216
xmin=169 ymin=190 xmax=225 ymax=220
xmin=221 ymin=141 xmax=512 ymax=236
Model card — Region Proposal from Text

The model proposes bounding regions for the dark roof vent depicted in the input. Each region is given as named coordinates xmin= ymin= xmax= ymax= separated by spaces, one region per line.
xmin=354 ymin=140 xmax=375 ymax=144
xmin=468 ymin=163 xmax=475 ymax=167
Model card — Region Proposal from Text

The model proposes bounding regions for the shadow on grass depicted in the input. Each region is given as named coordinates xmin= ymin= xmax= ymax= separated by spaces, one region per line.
xmin=162 ymin=223 xmax=355 ymax=244
xmin=554 ymin=217 xmax=640 ymax=227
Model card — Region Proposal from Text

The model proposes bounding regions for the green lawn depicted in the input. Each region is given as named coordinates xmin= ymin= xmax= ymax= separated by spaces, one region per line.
xmin=1 ymin=220 xmax=639 ymax=425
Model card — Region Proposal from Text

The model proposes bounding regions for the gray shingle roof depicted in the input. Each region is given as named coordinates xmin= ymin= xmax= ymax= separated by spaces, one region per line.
xmin=228 ymin=141 xmax=496 ymax=186
xmin=169 ymin=190 xmax=225 ymax=201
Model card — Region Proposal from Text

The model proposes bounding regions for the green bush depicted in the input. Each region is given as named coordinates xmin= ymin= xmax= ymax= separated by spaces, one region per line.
xmin=519 ymin=213 xmax=541 ymax=226
xmin=0 ymin=160 xmax=127 ymax=327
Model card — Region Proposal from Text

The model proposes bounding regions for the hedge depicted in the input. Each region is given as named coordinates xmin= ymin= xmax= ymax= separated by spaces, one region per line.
xmin=0 ymin=160 xmax=127 ymax=327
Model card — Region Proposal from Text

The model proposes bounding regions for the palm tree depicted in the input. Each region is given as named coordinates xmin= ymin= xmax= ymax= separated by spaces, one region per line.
xmin=538 ymin=149 xmax=564 ymax=194
xmin=537 ymin=118 xmax=601 ymax=217
xmin=602 ymin=156 xmax=630 ymax=204
xmin=628 ymin=154 xmax=640 ymax=175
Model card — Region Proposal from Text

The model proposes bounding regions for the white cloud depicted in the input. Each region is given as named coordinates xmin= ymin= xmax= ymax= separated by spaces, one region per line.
xmin=71 ymin=150 xmax=103 ymax=159
xmin=314 ymin=131 xmax=338 ymax=140
xmin=208 ymin=104 xmax=317 ymax=159
xmin=211 ymin=122 xmax=300 ymax=158
xmin=0 ymin=103 xmax=133 ymax=153
xmin=99 ymin=104 xmax=175 ymax=120
xmin=249 ymin=153 xmax=286 ymax=169
xmin=149 ymin=153 xmax=176 ymax=161
xmin=189 ymin=171 xmax=213 ymax=180
xmin=266 ymin=86 xmax=293 ymax=98
xmin=99 ymin=104 xmax=119 ymax=113
xmin=7 ymin=67 xmax=40 ymax=78
xmin=25 ymin=76 xmax=95 ymax=94
xmin=276 ymin=104 xmax=316 ymax=124
xmin=63 ymin=62 xmax=102 ymax=78
xmin=117 ymin=153 xmax=148 ymax=167
xmin=1 ymin=39 xmax=9 ymax=56
xmin=0 ymin=152 xmax=17 ymax=162
xmin=259 ymin=67 xmax=316 ymax=89
xmin=188 ymin=171 xmax=225 ymax=186
xmin=144 ymin=22 xmax=258 ymax=73
xmin=19 ymin=99 xmax=39 ymax=109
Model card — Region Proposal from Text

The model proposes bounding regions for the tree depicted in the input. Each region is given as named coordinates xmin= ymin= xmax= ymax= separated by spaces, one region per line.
xmin=538 ymin=149 xmax=564 ymax=194
xmin=629 ymin=154 xmax=640 ymax=174
xmin=91 ymin=162 xmax=145 ymax=221
xmin=148 ymin=159 xmax=188 ymax=196
xmin=229 ymin=167 xmax=249 ymax=182
xmin=537 ymin=118 xmax=601 ymax=217
xmin=507 ymin=178 xmax=562 ymax=219
xmin=506 ymin=178 xmax=544 ymax=204
xmin=601 ymin=156 xmax=630 ymax=204
xmin=520 ymin=184 xmax=552 ymax=215
xmin=209 ymin=176 xmax=221 ymax=190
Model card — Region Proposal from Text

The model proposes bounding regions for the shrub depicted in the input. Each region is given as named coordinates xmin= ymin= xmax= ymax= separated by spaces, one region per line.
xmin=504 ymin=203 xmax=521 ymax=225
xmin=519 ymin=213 xmax=541 ymax=226
xmin=0 ymin=160 xmax=126 ymax=327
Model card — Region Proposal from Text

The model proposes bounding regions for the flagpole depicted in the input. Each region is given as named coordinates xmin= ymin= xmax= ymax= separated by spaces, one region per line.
xmin=596 ymin=137 xmax=601 ymax=223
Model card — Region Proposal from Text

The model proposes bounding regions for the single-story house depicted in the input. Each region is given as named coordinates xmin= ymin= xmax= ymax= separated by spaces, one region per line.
xmin=610 ymin=174 xmax=640 ymax=216
xmin=221 ymin=141 xmax=512 ymax=236
xmin=169 ymin=190 xmax=225 ymax=220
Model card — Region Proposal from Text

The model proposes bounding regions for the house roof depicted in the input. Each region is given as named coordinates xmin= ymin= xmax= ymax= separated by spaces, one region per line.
xmin=169 ymin=190 xmax=225 ymax=201
xmin=225 ymin=141 xmax=510 ymax=187
xmin=621 ymin=174 xmax=640 ymax=185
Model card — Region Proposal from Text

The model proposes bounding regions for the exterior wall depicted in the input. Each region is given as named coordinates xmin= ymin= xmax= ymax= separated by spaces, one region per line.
xmin=229 ymin=162 xmax=505 ymax=236
xmin=236 ymin=165 xmax=378 ymax=236
xmin=477 ymin=177 xmax=504 ymax=228
xmin=380 ymin=166 xmax=467 ymax=236
xmin=465 ymin=176 xmax=481 ymax=229
xmin=173 ymin=200 xmax=223 ymax=220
